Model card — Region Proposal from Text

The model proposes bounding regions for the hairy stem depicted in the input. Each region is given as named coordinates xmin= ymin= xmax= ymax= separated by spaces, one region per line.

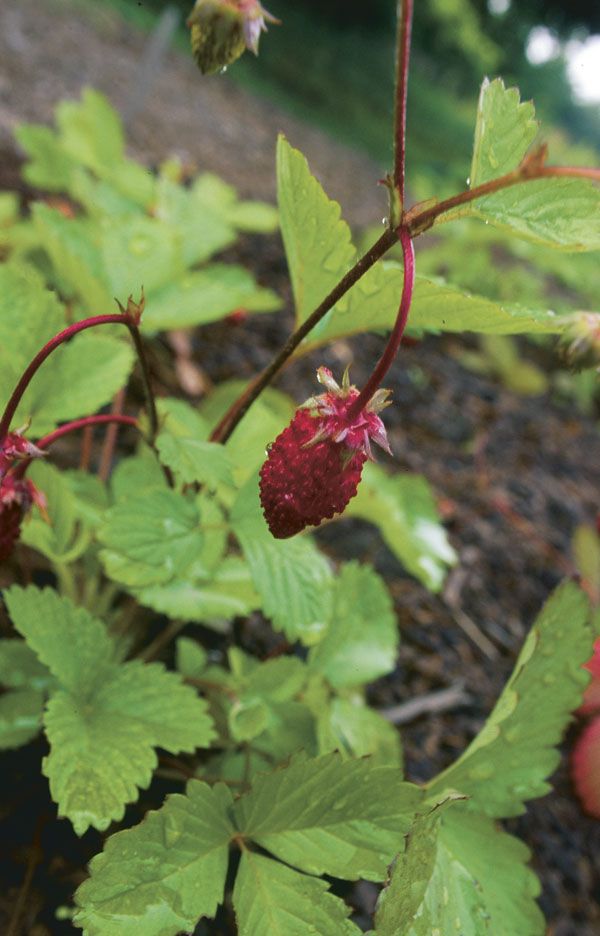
xmin=210 ymin=228 xmax=397 ymax=443
xmin=348 ymin=227 xmax=415 ymax=416
xmin=393 ymin=0 xmax=414 ymax=204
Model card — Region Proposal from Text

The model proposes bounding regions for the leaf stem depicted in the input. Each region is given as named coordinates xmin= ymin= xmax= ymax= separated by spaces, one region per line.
xmin=35 ymin=413 xmax=139 ymax=450
xmin=0 ymin=311 xmax=158 ymax=445
xmin=393 ymin=0 xmax=414 ymax=204
xmin=210 ymin=160 xmax=599 ymax=444
xmin=405 ymin=162 xmax=600 ymax=235
xmin=209 ymin=228 xmax=397 ymax=443
xmin=347 ymin=227 xmax=415 ymax=416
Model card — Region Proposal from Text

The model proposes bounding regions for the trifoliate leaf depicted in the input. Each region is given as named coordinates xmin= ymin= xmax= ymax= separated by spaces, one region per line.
xmin=316 ymin=697 xmax=402 ymax=768
xmin=375 ymin=805 xmax=543 ymax=936
xmin=309 ymin=562 xmax=398 ymax=688
xmin=5 ymin=587 xmax=215 ymax=834
xmin=99 ymin=489 xmax=205 ymax=588
xmin=233 ymin=851 xmax=361 ymax=936
xmin=346 ymin=465 xmax=457 ymax=592
xmin=74 ymin=781 xmax=234 ymax=935
xmin=231 ymin=475 xmax=334 ymax=644
xmin=234 ymin=753 xmax=422 ymax=881
xmin=428 ymin=582 xmax=593 ymax=817
xmin=470 ymin=78 xmax=539 ymax=188
xmin=142 ymin=264 xmax=280 ymax=332
xmin=0 ymin=689 xmax=44 ymax=750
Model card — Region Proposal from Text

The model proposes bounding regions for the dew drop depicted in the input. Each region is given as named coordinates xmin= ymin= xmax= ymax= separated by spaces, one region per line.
xmin=381 ymin=217 xmax=388 ymax=226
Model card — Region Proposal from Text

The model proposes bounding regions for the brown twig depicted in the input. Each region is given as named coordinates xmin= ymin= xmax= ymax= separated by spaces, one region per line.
xmin=380 ymin=683 xmax=470 ymax=725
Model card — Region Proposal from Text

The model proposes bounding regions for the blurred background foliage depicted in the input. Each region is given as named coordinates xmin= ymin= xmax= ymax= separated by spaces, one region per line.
xmin=76 ymin=0 xmax=600 ymax=409
xmin=125 ymin=0 xmax=600 ymax=198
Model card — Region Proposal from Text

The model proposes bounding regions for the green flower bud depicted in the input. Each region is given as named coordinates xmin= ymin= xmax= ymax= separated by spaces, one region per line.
xmin=187 ymin=0 xmax=278 ymax=75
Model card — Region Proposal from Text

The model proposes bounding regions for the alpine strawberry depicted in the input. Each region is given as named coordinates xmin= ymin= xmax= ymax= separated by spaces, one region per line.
xmin=259 ymin=367 xmax=391 ymax=538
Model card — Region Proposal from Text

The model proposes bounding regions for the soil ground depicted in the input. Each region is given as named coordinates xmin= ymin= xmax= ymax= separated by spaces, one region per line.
xmin=1 ymin=1 xmax=599 ymax=934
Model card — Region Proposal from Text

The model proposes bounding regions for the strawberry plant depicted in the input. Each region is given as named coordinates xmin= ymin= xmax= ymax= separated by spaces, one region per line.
xmin=1 ymin=0 xmax=599 ymax=933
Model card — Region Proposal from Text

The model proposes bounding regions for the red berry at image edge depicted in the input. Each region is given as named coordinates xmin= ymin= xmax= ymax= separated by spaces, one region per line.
xmin=259 ymin=367 xmax=392 ymax=538
xmin=0 ymin=476 xmax=46 ymax=562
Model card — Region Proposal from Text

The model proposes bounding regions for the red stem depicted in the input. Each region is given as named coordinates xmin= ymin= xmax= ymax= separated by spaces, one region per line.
xmin=347 ymin=227 xmax=415 ymax=417
xmin=394 ymin=0 xmax=414 ymax=204
xmin=10 ymin=414 xmax=139 ymax=481
xmin=36 ymin=414 xmax=139 ymax=450
xmin=0 ymin=315 xmax=130 ymax=443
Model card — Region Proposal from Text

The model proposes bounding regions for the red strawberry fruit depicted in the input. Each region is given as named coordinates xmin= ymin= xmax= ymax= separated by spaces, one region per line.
xmin=259 ymin=367 xmax=391 ymax=538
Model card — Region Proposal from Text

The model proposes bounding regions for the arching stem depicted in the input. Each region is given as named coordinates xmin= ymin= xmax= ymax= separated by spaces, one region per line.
xmin=347 ymin=227 xmax=415 ymax=418
xmin=0 ymin=312 xmax=157 ymax=445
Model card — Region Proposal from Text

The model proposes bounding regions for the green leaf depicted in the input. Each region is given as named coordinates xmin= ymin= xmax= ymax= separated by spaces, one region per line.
xmin=235 ymin=753 xmax=422 ymax=881
xmin=346 ymin=465 xmax=457 ymax=592
xmin=470 ymin=78 xmax=539 ymax=188
xmin=175 ymin=637 xmax=208 ymax=679
xmin=0 ymin=262 xmax=64 ymax=420
xmin=26 ymin=331 xmax=134 ymax=436
xmin=56 ymin=89 xmax=125 ymax=177
xmin=15 ymin=123 xmax=79 ymax=192
xmin=111 ymin=451 xmax=167 ymax=502
xmin=142 ymin=264 xmax=280 ymax=332
xmin=0 ymin=639 xmax=52 ymax=691
xmin=199 ymin=381 xmax=296 ymax=486
xmin=0 ymin=689 xmax=44 ymax=750
xmin=4 ymin=586 xmax=116 ymax=695
xmin=455 ymin=79 xmax=600 ymax=251
xmin=155 ymin=398 xmax=234 ymax=488
xmin=5 ymin=586 xmax=215 ymax=834
xmin=99 ymin=489 xmax=205 ymax=588
xmin=316 ymin=697 xmax=402 ymax=767
xmin=375 ymin=805 xmax=543 ymax=936
xmin=31 ymin=204 xmax=112 ymax=311
xmin=231 ymin=475 xmax=334 ymax=644
xmin=226 ymin=200 xmax=279 ymax=233
xmin=277 ymin=135 xmax=355 ymax=325
xmin=101 ymin=214 xmax=184 ymax=300
xmin=154 ymin=176 xmax=236 ymax=266
xmin=428 ymin=582 xmax=593 ymax=817
xmin=303 ymin=264 xmax=569 ymax=350
xmin=137 ymin=556 xmax=260 ymax=625
xmin=309 ymin=563 xmax=398 ymax=687
xmin=21 ymin=462 xmax=82 ymax=562
xmin=74 ymin=781 xmax=233 ymax=935
xmin=233 ymin=851 xmax=361 ymax=936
